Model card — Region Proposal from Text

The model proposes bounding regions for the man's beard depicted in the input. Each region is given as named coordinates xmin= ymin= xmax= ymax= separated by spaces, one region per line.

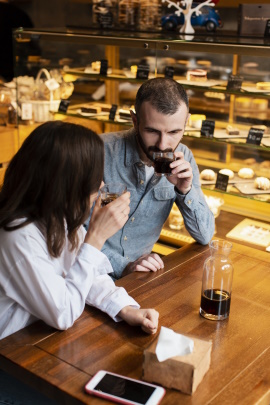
xmin=136 ymin=128 xmax=174 ymax=165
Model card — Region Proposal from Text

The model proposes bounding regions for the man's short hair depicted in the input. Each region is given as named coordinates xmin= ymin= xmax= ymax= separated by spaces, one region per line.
xmin=135 ymin=78 xmax=189 ymax=116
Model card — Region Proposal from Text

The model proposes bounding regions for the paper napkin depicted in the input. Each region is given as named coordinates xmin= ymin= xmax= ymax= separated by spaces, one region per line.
xmin=156 ymin=326 xmax=194 ymax=362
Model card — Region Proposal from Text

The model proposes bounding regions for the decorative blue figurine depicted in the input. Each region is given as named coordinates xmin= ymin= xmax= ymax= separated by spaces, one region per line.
xmin=161 ymin=0 xmax=222 ymax=34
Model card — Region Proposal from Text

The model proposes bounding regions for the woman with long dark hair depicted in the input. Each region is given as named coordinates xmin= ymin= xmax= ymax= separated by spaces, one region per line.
xmin=0 ymin=120 xmax=159 ymax=341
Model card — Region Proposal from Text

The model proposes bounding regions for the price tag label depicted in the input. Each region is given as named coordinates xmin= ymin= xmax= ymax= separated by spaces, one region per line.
xmin=109 ymin=104 xmax=117 ymax=121
xmin=58 ymin=99 xmax=70 ymax=113
xmin=164 ymin=66 xmax=174 ymax=79
xmin=45 ymin=78 xmax=60 ymax=91
xmin=99 ymin=59 xmax=108 ymax=76
xmin=201 ymin=120 xmax=215 ymax=138
xmin=21 ymin=103 xmax=33 ymax=120
xmin=136 ymin=65 xmax=150 ymax=80
xmin=215 ymin=173 xmax=229 ymax=192
xmin=264 ymin=19 xmax=270 ymax=38
xmin=226 ymin=75 xmax=243 ymax=91
xmin=246 ymin=128 xmax=264 ymax=145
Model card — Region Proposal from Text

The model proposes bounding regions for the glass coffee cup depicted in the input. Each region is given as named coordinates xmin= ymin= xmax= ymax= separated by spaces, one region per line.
xmin=152 ymin=151 xmax=176 ymax=177
xmin=100 ymin=183 xmax=127 ymax=206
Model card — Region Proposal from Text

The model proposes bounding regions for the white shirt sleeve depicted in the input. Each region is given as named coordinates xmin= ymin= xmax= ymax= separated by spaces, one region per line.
xmin=0 ymin=224 xmax=139 ymax=334
xmin=2 ymin=242 xmax=110 ymax=330
xmin=86 ymin=275 xmax=139 ymax=322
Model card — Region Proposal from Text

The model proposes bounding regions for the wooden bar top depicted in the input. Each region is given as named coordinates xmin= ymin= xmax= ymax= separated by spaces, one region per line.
xmin=0 ymin=241 xmax=269 ymax=405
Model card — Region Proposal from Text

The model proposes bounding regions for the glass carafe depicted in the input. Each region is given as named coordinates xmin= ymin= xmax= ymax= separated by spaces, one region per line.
xmin=200 ymin=240 xmax=234 ymax=321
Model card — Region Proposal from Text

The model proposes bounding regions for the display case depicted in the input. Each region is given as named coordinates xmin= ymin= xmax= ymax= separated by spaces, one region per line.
xmin=11 ymin=27 xmax=270 ymax=240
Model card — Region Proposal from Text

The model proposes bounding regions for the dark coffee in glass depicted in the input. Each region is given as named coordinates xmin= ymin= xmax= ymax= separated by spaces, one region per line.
xmin=200 ymin=289 xmax=231 ymax=319
xmin=101 ymin=193 xmax=119 ymax=206
xmin=152 ymin=152 xmax=175 ymax=176
xmin=100 ymin=183 xmax=127 ymax=207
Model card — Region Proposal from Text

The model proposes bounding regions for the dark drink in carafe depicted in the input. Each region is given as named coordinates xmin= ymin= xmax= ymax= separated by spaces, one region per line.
xmin=200 ymin=288 xmax=231 ymax=317
xmin=154 ymin=157 xmax=173 ymax=174
xmin=101 ymin=193 xmax=119 ymax=206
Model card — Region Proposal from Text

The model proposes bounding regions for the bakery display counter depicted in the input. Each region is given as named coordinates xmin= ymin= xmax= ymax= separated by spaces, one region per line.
xmin=158 ymin=210 xmax=270 ymax=253
xmin=10 ymin=27 xmax=270 ymax=224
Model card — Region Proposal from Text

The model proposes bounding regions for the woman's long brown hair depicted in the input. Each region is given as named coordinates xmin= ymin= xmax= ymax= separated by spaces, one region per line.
xmin=0 ymin=120 xmax=104 ymax=257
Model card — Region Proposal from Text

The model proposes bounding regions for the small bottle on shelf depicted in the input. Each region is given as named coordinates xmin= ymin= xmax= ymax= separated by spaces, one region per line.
xmin=7 ymin=103 xmax=18 ymax=127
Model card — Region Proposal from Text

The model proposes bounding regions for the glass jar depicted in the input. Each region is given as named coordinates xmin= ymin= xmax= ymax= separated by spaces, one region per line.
xmin=92 ymin=0 xmax=117 ymax=29
xmin=118 ymin=0 xmax=139 ymax=30
xmin=138 ymin=0 xmax=161 ymax=31
xmin=200 ymin=240 xmax=234 ymax=321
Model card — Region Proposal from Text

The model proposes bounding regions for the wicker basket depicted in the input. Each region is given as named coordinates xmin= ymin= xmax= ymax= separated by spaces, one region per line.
xmin=31 ymin=69 xmax=60 ymax=122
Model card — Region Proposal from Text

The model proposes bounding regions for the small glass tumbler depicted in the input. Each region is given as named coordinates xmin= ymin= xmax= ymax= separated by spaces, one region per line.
xmin=100 ymin=183 xmax=127 ymax=206
xmin=152 ymin=151 xmax=176 ymax=177
xmin=200 ymin=240 xmax=234 ymax=321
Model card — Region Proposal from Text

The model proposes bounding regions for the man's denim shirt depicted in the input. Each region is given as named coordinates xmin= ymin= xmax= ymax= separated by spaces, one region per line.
xmin=100 ymin=129 xmax=215 ymax=280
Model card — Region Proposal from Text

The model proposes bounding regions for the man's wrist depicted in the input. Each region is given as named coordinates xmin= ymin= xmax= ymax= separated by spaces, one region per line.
xmin=175 ymin=184 xmax=192 ymax=195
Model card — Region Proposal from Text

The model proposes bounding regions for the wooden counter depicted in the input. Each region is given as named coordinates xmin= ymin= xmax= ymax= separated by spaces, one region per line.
xmin=0 ymin=241 xmax=269 ymax=404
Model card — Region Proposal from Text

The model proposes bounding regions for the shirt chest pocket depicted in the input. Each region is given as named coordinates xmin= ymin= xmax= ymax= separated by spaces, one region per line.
xmin=144 ymin=187 xmax=175 ymax=217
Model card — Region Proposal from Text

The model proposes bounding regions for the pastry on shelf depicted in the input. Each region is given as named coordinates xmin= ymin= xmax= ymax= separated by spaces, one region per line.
xmin=260 ymin=160 xmax=270 ymax=169
xmin=235 ymin=97 xmax=252 ymax=110
xmin=118 ymin=108 xmax=132 ymax=120
xmin=197 ymin=60 xmax=212 ymax=68
xmin=80 ymin=105 xmax=102 ymax=114
xmin=84 ymin=61 xmax=112 ymax=75
xmin=256 ymin=82 xmax=270 ymax=90
xmin=204 ymin=195 xmax=224 ymax=218
xmin=254 ymin=177 xmax=270 ymax=190
xmin=200 ymin=169 xmax=216 ymax=181
xmin=226 ymin=125 xmax=240 ymax=135
xmin=163 ymin=57 xmax=176 ymax=66
xmin=130 ymin=65 xmax=137 ymax=74
xmin=243 ymin=62 xmax=258 ymax=70
xmin=238 ymin=168 xmax=255 ymax=179
xmin=168 ymin=203 xmax=184 ymax=230
xmin=252 ymin=99 xmax=268 ymax=111
xmin=188 ymin=114 xmax=206 ymax=129
xmin=244 ymin=158 xmax=257 ymax=166
xmin=91 ymin=61 xmax=101 ymax=71
xmin=186 ymin=69 xmax=207 ymax=82
xmin=177 ymin=59 xmax=190 ymax=66
xmin=219 ymin=169 xmax=234 ymax=180
xmin=251 ymin=124 xmax=268 ymax=134
xmin=100 ymin=105 xmax=112 ymax=113
xmin=204 ymin=91 xmax=225 ymax=101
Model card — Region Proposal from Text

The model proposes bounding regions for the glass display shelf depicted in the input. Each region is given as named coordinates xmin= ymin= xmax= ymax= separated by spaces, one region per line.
xmin=15 ymin=27 xmax=270 ymax=52
xmin=64 ymin=68 xmax=270 ymax=99
xmin=11 ymin=26 xmax=270 ymax=223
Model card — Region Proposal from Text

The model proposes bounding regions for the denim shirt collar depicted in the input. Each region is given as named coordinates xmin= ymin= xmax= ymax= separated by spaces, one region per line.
xmin=124 ymin=128 xmax=143 ymax=167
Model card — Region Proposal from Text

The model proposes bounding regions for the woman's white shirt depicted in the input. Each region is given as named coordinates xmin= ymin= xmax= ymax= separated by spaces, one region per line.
xmin=0 ymin=220 xmax=138 ymax=339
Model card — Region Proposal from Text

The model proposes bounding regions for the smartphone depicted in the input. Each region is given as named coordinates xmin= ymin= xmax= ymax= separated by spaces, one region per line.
xmin=85 ymin=370 xmax=166 ymax=405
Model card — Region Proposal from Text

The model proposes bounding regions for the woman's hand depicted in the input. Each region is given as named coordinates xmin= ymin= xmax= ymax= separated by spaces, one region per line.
xmin=85 ymin=192 xmax=130 ymax=250
xmin=118 ymin=306 xmax=159 ymax=334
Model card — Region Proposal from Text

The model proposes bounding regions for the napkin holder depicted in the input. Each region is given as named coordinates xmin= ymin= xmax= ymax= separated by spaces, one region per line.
xmin=142 ymin=334 xmax=212 ymax=395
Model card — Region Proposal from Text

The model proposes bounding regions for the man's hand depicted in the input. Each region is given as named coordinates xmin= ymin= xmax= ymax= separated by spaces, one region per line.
xmin=167 ymin=151 xmax=193 ymax=194
xmin=122 ymin=253 xmax=164 ymax=277
xmin=118 ymin=306 xmax=159 ymax=334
